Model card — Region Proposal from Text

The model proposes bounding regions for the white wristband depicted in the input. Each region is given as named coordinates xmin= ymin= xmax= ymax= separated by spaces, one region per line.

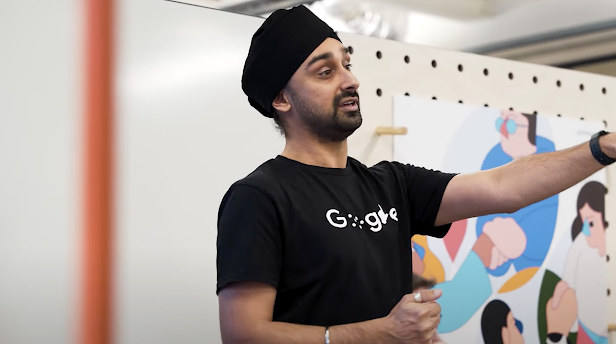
xmin=325 ymin=326 xmax=330 ymax=344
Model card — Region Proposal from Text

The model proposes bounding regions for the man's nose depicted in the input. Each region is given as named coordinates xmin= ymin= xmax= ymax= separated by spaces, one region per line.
xmin=341 ymin=69 xmax=360 ymax=92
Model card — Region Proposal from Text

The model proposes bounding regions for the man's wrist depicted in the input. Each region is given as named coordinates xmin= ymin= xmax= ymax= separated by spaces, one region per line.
xmin=328 ymin=316 xmax=395 ymax=344
xmin=599 ymin=133 xmax=616 ymax=159
xmin=377 ymin=315 xmax=397 ymax=344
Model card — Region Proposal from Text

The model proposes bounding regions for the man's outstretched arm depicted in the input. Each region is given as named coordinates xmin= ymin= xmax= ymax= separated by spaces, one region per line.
xmin=435 ymin=133 xmax=615 ymax=227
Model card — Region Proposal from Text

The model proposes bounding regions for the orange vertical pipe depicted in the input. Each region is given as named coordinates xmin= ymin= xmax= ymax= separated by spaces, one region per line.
xmin=82 ymin=0 xmax=114 ymax=343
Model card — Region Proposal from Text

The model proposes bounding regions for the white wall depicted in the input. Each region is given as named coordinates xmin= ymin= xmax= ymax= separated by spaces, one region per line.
xmin=0 ymin=1 xmax=83 ymax=344
xmin=114 ymin=1 xmax=284 ymax=343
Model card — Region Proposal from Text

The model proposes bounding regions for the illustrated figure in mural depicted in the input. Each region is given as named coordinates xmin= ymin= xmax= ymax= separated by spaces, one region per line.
xmin=538 ymin=181 xmax=608 ymax=344
xmin=477 ymin=109 xmax=559 ymax=281
xmin=481 ymin=300 xmax=525 ymax=344
xmin=435 ymin=110 xmax=559 ymax=333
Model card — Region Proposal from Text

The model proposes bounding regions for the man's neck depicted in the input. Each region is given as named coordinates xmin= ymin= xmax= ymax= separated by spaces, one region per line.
xmin=281 ymin=136 xmax=348 ymax=168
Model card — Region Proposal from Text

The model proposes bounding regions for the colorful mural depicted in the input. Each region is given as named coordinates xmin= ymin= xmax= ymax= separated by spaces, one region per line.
xmin=393 ymin=97 xmax=608 ymax=344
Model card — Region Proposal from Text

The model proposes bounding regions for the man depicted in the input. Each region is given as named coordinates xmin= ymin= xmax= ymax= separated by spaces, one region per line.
xmin=216 ymin=5 xmax=616 ymax=344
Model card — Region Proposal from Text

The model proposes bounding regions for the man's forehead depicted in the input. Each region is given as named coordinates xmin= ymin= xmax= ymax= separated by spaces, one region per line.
xmin=306 ymin=38 xmax=349 ymax=59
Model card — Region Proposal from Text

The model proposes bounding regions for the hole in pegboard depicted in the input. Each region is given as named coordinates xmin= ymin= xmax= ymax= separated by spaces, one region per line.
xmin=608 ymin=289 xmax=611 ymax=296
xmin=432 ymin=60 xmax=437 ymax=68
xmin=458 ymin=64 xmax=464 ymax=72
xmin=432 ymin=96 xmax=437 ymax=100
xmin=602 ymin=87 xmax=607 ymax=94
xmin=458 ymin=100 xmax=463 ymax=104
xmin=533 ymin=111 xmax=538 ymax=115
xmin=508 ymin=72 xmax=514 ymax=80
xmin=581 ymin=117 xmax=585 ymax=120
xmin=484 ymin=68 xmax=489 ymax=76
xmin=557 ymin=80 xmax=561 ymax=87
xmin=376 ymin=88 xmax=382 ymax=97
xmin=484 ymin=104 xmax=489 ymax=107
xmin=606 ymin=221 xmax=609 ymax=228
xmin=603 ymin=120 xmax=608 ymax=127
xmin=580 ymin=83 xmax=585 ymax=91
xmin=376 ymin=51 xmax=382 ymax=59
xmin=557 ymin=114 xmax=562 ymax=117
xmin=404 ymin=55 xmax=410 ymax=64
xmin=607 ymin=254 xmax=610 ymax=262
xmin=348 ymin=46 xmax=354 ymax=54
xmin=404 ymin=92 xmax=410 ymax=96
xmin=533 ymin=76 xmax=538 ymax=84
xmin=509 ymin=107 xmax=514 ymax=111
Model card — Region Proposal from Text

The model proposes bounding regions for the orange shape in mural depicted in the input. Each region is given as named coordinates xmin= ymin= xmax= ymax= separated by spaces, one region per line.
xmin=412 ymin=235 xmax=446 ymax=284
xmin=498 ymin=267 xmax=540 ymax=293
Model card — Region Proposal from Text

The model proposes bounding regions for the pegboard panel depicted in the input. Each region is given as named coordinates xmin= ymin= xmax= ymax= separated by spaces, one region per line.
xmin=339 ymin=31 xmax=616 ymax=335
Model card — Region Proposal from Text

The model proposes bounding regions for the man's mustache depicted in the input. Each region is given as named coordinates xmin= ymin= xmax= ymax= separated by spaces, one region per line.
xmin=334 ymin=92 xmax=360 ymax=104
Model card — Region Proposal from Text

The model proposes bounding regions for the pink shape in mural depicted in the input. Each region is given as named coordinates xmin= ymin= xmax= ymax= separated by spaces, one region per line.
xmin=444 ymin=219 xmax=467 ymax=261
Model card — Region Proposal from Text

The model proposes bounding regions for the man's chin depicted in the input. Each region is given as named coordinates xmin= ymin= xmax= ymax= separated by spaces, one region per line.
xmin=339 ymin=117 xmax=362 ymax=136
xmin=339 ymin=108 xmax=361 ymax=117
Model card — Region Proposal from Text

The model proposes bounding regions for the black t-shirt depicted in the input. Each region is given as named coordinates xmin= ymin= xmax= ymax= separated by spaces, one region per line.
xmin=216 ymin=155 xmax=456 ymax=327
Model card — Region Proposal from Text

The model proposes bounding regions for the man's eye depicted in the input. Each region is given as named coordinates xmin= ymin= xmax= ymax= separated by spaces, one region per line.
xmin=319 ymin=69 xmax=331 ymax=76
xmin=590 ymin=221 xmax=594 ymax=227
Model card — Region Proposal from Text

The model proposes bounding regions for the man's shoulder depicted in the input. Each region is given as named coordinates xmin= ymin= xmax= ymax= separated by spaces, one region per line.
xmin=346 ymin=158 xmax=403 ymax=181
xmin=352 ymin=157 xmax=397 ymax=173
xmin=366 ymin=159 xmax=438 ymax=176
xmin=225 ymin=156 xmax=303 ymax=202
xmin=230 ymin=158 xmax=285 ymax=193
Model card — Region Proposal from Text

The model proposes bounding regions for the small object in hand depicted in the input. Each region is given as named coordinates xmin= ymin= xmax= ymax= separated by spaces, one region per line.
xmin=414 ymin=292 xmax=422 ymax=303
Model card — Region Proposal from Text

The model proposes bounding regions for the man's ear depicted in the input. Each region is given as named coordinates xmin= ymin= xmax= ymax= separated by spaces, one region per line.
xmin=272 ymin=89 xmax=291 ymax=113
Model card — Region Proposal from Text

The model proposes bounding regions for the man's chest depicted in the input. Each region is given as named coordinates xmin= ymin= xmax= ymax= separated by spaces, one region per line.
xmin=276 ymin=180 xmax=410 ymax=270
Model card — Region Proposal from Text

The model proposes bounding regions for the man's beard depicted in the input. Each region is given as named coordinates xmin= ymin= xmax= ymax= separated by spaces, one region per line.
xmin=289 ymin=89 xmax=362 ymax=142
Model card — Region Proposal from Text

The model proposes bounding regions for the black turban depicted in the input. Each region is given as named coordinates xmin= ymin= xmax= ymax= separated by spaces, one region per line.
xmin=241 ymin=5 xmax=341 ymax=118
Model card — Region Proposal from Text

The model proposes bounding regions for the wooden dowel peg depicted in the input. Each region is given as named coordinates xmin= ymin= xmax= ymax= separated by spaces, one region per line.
xmin=609 ymin=323 xmax=616 ymax=331
xmin=375 ymin=126 xmax=408 ymax=135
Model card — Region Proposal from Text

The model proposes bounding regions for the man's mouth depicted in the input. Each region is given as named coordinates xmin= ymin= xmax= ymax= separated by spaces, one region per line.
xmin=339 ymin=98 xmax=359 ymax=111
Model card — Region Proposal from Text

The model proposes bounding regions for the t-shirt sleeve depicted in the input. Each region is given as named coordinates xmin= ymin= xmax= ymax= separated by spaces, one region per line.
xmin=216 ymin=184 xmax=282 ymax=294
xmin=397 ymin=162 xmax=457 ymax=238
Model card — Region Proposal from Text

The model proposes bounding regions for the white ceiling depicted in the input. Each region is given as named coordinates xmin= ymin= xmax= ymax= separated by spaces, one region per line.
xmin=172 ymin=0 xmax=616 ymax=64
xmin=178 ymin=0 xmax=252 ymax=9
xmin=175 ymin=0 xmax=541 ymax=19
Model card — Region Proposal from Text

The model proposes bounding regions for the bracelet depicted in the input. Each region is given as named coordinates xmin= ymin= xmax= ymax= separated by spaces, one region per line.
xmin=325 ymin=326 xmax=330 ymax=344
xmin=590 ymin=130 xmax=616 ymax=166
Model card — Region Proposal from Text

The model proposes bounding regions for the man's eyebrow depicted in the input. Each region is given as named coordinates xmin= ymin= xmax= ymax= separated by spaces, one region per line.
xmin=306 ymin=52 xmax=332 ymax=69
xmin=305 ymin=48 xmax=350 ymax=69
